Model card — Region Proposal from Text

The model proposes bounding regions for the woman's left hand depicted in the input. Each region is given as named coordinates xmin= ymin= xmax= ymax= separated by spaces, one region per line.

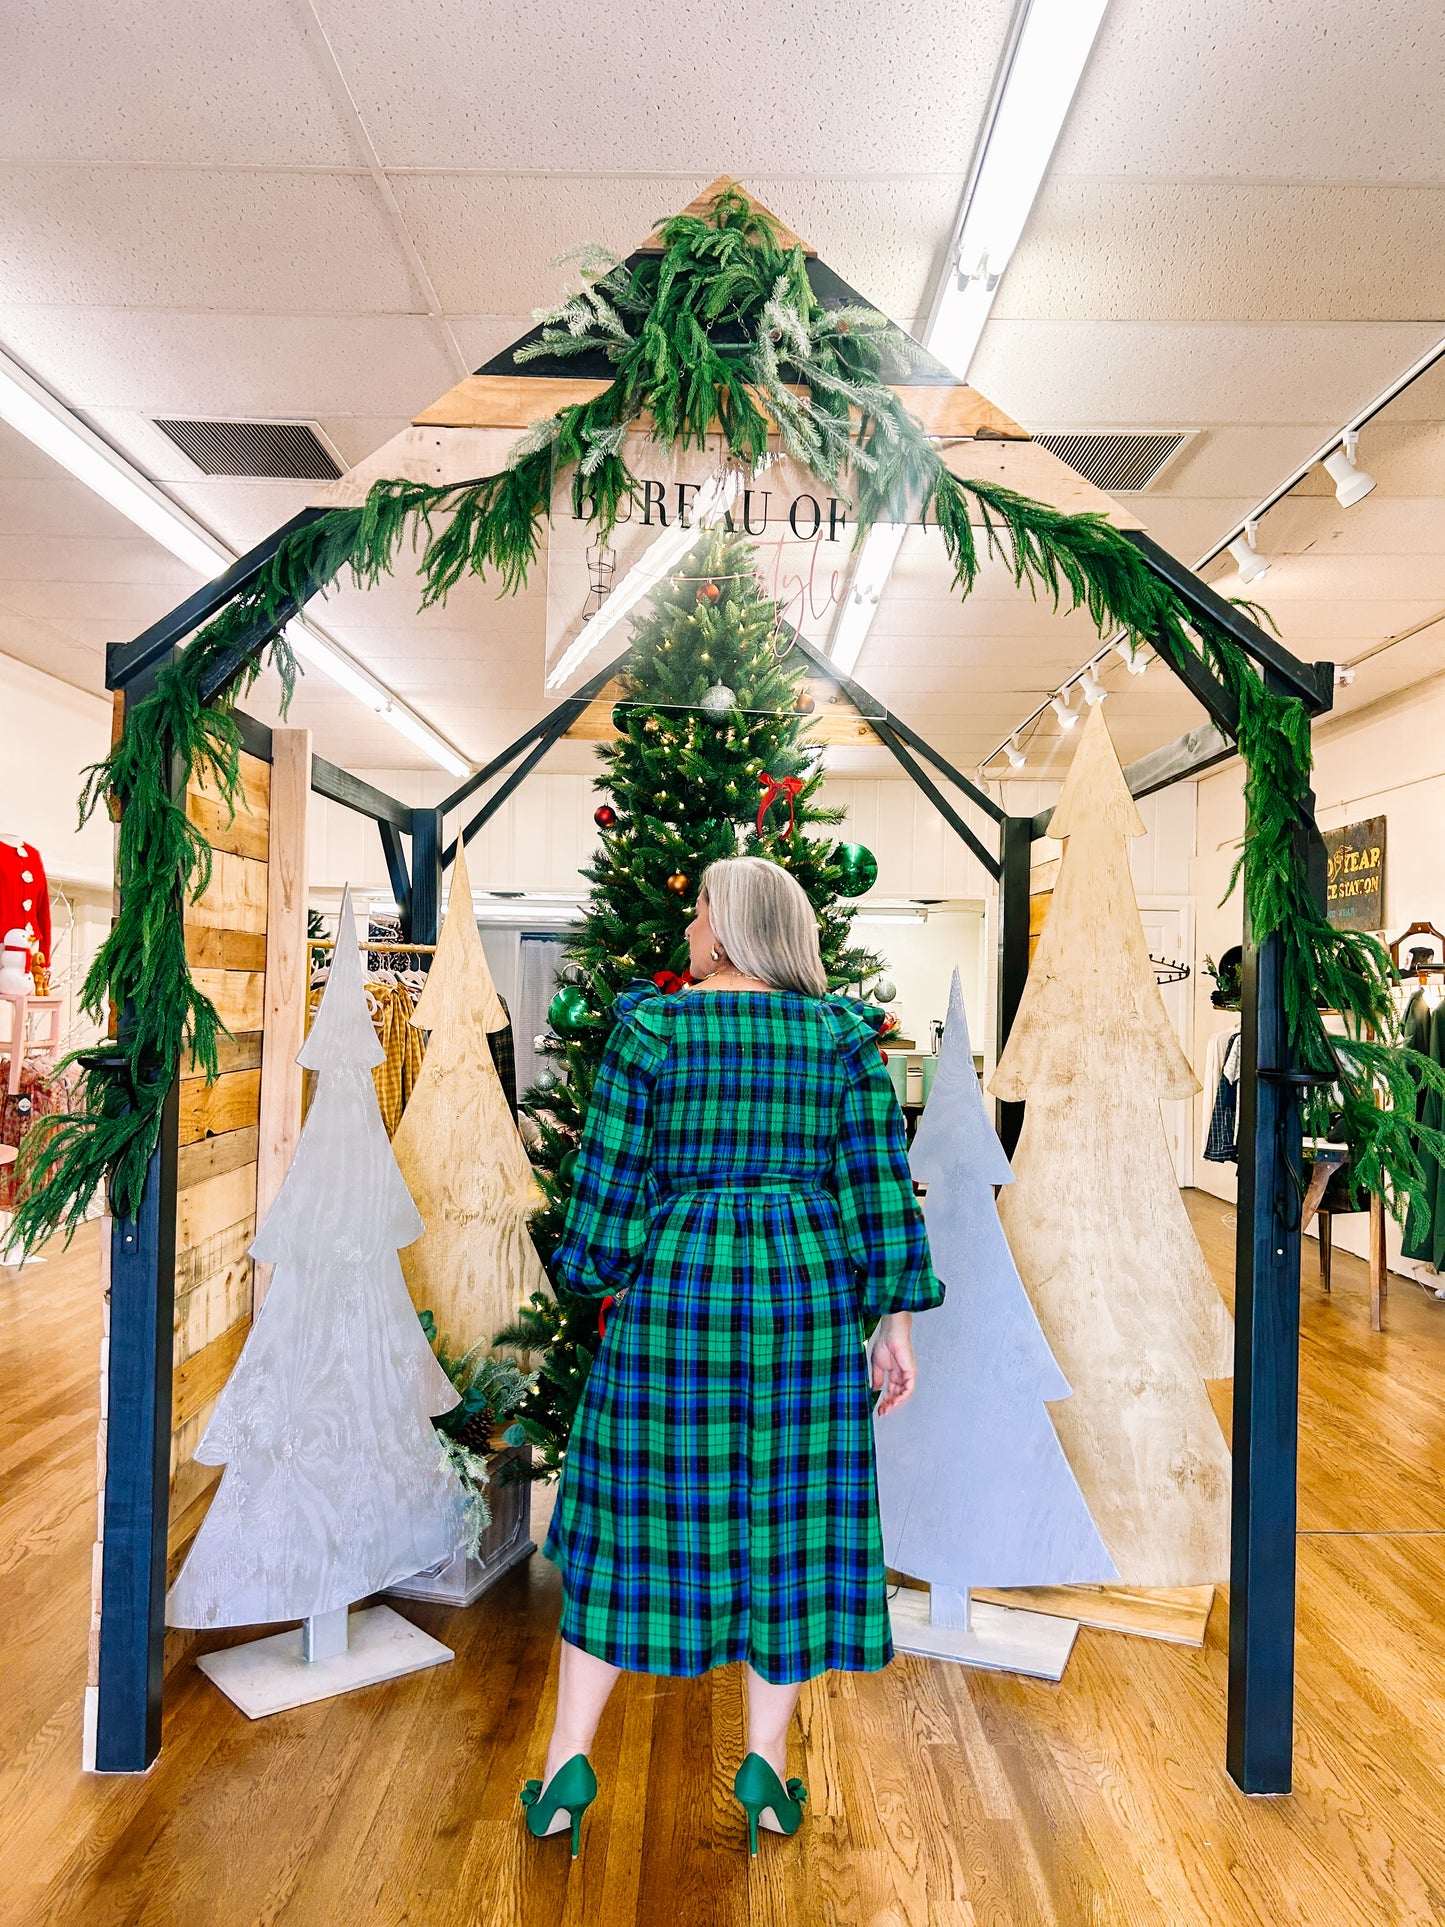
xmin=871 ymin=1313 xmax=916 ymax=1416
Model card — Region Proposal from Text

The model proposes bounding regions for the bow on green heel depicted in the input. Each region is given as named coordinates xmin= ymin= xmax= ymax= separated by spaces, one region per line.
xmin=520 ymin=1754 xmax=598 ymax=1858
xmin=733 ymin=1753 xmax=808 ymax=1856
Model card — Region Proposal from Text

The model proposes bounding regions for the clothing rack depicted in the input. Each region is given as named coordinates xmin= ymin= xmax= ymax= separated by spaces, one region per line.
xmin=309 ymin=940 xmax=437 ymax=954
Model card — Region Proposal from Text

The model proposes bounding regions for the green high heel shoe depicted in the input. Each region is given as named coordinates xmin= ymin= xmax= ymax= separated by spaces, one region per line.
xmin=733 ymin=1752 xmax=808 ymax=1856
xmin=519 ymin=1753 xmax=597 ymax=1858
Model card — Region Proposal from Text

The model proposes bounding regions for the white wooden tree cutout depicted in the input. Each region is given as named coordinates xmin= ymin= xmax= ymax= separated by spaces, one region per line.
xmin=392 ymin=841 xmax=547 ymax=1352
xmin=990 ymin=705 xmax=1233 ymax=1587
xmin=876 ymin=971 xmax=1117 ymax=1676
xmin=167 ymin=889 xmax=460 ymax=1716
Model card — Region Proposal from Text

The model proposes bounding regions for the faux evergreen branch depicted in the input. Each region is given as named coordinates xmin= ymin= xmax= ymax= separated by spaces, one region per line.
xmin=14 ymin=182 xmax=1439 ymax=1262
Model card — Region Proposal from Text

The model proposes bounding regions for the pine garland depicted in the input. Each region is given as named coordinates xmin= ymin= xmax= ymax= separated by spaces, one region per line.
xmin=13 ymin=186 xmax=1443 ymax=1254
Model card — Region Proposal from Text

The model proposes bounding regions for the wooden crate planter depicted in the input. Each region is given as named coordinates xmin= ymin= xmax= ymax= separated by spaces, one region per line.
xmin=387 ymin=1443 xmax=535 ymax=1607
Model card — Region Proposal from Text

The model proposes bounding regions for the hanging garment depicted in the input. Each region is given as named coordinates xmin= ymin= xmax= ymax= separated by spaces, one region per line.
xmin=0 ymin=839 xmax=51 ymax=969
xmin=1203 ymin=1028 xmax=1242 ymax=1164
xmin=1402 ymin=992 xmax=1445 ymax=1271
xmin=487 ymin=993 xmax=518 ymax=1119
xmin=307 ymin=976 xmax=427 ymax=1139
xmin=0 ymin=1062 xmax=75 ymax=1213
xmin=368 ymin=981 xmax=426 ymax=1138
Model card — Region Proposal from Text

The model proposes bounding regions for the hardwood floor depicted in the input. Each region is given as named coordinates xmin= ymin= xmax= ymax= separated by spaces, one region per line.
xmin=4 ymin=1197 xmax=1445 ymax=1925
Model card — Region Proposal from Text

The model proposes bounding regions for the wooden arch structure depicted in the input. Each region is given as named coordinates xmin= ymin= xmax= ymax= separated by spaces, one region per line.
xmin=96 ymin=182 xmax=1333 ymax=1794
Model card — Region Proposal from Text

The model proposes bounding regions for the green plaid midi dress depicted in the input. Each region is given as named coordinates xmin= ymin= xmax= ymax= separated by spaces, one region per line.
xmin=544 ymin=984 xmax=943 ymax=1684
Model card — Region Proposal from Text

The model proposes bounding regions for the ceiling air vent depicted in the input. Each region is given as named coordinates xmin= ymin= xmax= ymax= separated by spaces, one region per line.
xmin=153 ymin=418 xmax=343 ymax=481
xmin=1033 ymin=430 xmax=1190 ymax=492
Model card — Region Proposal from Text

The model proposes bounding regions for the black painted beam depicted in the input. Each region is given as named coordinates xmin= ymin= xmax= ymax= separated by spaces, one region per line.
xmin=407 ymin=807 xmax=443 ymax=945
xmin=438 ymin=652 xmax=631 ymax=818
xmin=446 ymin=699 xmax=591 ymax=866
xmin=95 ymin=1076 xmax=179 ymax=1772
xmin=994 ymin=816 xmax=1032 ymax=1157
xmin=309 ymin=754 xmax=412 ymax=832
xmin=379 ymin=820 xmax=412 ymax=929
xmin=785 ymin=629 xmax=1006 ymax=825
xmin=1227 ymin=677 xmax=1312 ymax=1794
xmin=1126 ymin=528 xmax=1334 ymax=715
xmin=105 ymin=508 xmax=327 ymax=693
xmin=869 ymin=719 xmax=1000 ymax=880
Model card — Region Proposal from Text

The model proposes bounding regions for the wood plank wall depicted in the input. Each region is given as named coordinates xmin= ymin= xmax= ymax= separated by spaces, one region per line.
xmin=164 ymin=750 xmax=271 ymax=1667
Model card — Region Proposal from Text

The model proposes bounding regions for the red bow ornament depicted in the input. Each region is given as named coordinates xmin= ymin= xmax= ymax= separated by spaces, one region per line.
xmin=756 ymin=771 xmax=805 ymax=836
xmin=653 ymin=969 xmax=693 ymax=994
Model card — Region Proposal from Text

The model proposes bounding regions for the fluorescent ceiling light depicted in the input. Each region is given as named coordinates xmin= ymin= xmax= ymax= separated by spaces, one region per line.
xmin=0 ymin=345 xmax=229 ymax=578
xmin=0 ymin=343 xmax=469 ymax=776
xmin=829 ymin=523 xmax=908 ymax=673
xmin=824 ymin=0 xmax=1109 ymax=673
xmin=546 ymin=468 xmax=747 ymax=692
xmin=930 ymin=0 xmax=1111 ymax=380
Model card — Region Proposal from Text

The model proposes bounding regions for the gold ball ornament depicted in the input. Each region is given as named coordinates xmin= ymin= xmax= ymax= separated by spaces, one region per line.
xmin=666 ymin=872 xmax=690 ymax=896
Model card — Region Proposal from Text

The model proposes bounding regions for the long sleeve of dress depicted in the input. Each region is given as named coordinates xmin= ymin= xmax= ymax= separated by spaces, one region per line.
xmin=552 ymin=987 xmax=668 ymax=1299
xmin=826 ymin=1001 xmax=944 ymax=1321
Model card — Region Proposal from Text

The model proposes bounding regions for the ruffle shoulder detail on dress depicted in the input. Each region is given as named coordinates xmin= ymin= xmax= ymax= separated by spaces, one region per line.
xmin=607 ymin=981 xmax=677 ymax=1074
xmin=818 ymin=994 xmax=889 ymax=1066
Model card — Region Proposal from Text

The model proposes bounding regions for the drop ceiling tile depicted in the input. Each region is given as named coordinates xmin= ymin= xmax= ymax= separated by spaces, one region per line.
xmin=972 ymin=320 xmax=1444 ymax=428
xmin=397 ymin=174 xmax=961 ymax=328
xmin=999 ymin=182 xmax=1445 ymax=326
xmin=323 ymin=0 xmax=1013 ymax=173
xmin=1052 ymin=0 xmax=1445 ymax=182
xmin=0 ymin=167 xmax=417 ymax=313
xmin=0 ymin=598 xmax=104 ymax=692
xmin=0 ymin=533 xmax=201 ymax=589
xmin=0 ymin=0 xmax=354 ymax=165
xmin=0 ymin=306 xmax=459 ymax=418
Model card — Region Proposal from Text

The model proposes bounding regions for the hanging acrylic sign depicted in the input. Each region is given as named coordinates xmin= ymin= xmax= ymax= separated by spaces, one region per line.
xmin=542 ymin=433 xmax=897 ymax=721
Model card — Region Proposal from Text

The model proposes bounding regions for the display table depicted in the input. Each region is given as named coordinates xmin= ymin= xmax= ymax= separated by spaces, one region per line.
xmin=1304 ymin=1144 xmax=1388 ymax=1331
xmin=0 ymin=988 xmax=63 ymax=1095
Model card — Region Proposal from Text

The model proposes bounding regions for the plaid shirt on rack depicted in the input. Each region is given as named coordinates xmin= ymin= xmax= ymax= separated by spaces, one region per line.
xmin=544 ymin=983 xmax=942 ymax=1685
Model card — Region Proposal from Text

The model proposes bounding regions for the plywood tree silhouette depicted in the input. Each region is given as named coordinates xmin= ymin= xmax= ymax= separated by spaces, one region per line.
xmin=990 ymin=705 xmax=1233 ymax=1586
xmin=875 ymin=970 xmax=1117 ymax=1595
xmin=393 ymin=842 xmax=547 ymax=1351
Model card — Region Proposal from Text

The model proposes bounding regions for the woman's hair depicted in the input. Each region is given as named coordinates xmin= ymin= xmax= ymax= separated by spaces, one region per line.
xmin=700 ymin=856 xmax=828 ymax=997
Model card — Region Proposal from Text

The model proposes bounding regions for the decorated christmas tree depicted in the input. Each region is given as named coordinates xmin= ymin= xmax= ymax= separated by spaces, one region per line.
xmin=990 ymin=706 xmax=1233 ymax=1587
xmin=874 ymin=971 xmax=1117 ymax=1599
xmin=167 ymin=892 xmax=462 ymax=1630
xmin=496 ymin=524 xmax=882 ymax=1474
xmin=393 ymin=840 xmax=548 ymax=1352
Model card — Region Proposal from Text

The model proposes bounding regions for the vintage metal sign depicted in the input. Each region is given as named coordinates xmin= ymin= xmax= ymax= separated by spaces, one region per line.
xmin=1322 ymin=815 xmax=1386 ymax=931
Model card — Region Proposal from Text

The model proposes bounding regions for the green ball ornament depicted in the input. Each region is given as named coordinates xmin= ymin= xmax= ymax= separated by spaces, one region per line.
xmin=834 ymin=842 xmax=878 ymax=897
xmin=547 ymin=985 xmax=591 ymax=1036
xmin=558 ymin=1149 xmax=579 ymax=1184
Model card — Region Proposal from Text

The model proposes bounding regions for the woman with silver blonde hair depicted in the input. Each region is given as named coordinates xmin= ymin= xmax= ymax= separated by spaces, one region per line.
xmin=521 ymin=856 xmax=942 ymax=1859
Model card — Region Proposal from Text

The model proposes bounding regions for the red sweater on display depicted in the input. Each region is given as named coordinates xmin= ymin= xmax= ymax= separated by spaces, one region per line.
xmin=0 ymin=839 xmax=52 ymax=967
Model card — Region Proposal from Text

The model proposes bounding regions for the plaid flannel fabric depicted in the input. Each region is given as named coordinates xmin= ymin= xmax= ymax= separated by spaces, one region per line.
xmin=545 ymin=984 xmax=942 ymax=1684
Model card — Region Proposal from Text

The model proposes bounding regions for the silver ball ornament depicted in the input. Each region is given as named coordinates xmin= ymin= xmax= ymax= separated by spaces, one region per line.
xmin=534 ymin=1066 xmax=559 ymax=1092
xmin=871 ymin=978 xmax=897 ymax=1005
xmin=700 ymin=682 xmax=736 ymax=718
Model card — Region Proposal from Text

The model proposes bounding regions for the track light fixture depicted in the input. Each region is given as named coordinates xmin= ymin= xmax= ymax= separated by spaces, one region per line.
xmin=1228 ymin=525 xmax=1270 ymax=586
xmin=1006 ymin=736 xmax=1026 ymax=768
xmin=1322 ymin=436 xmax=1376 ymax=509
xmin=1116 ymin=638 xmax=1148 ymax=675
xmin=1051 ymin=691 xmax=1079 ymax=730
xmin=1080 ymin=663 xmax=1107 ymax=705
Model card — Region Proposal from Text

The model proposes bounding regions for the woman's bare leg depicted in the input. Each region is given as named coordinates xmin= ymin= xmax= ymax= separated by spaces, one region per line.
xmin=744 ymin=1665 xmax=804 ymax=1806
xmin=542 ymin=1638 xmax=622 ymax=1790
